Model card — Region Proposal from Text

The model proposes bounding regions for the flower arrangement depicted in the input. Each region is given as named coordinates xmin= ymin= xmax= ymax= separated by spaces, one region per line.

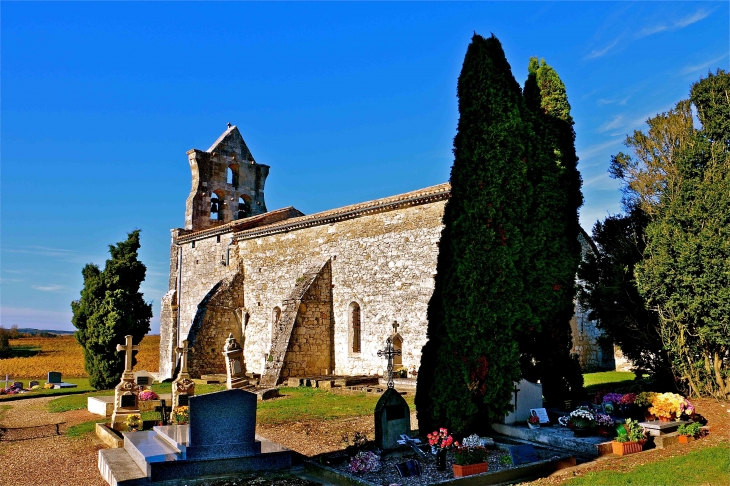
xmin=348 ymin=451 xmax=381 ymax=474
xmin=138 ymin=389 xmax=159 ymax=401
xmin=595 ymin=413 xmax=614 ymax=427
xmin=633 ymin=391 xmax=657 ymax=408
xmin=593 ymin=389 xmax=609 ymax=404
xmin=648 ymin=392 xmax=685 ymax=419
xmin=528 ymin=414 xmax=540 ymax=425
xmin=602 ymin=393 xmax=623 ymax=404
xmin=171 ymin=406 xmax=189 ymax=425
xmin=453 ymin=445 xmax=490 ymax=466
xmin=569 ymin=406 xmax=596 ymax=428
xmin=461 ymin=434 xmax=483 ymax=448
xmin=427 ymin=428 xmax=455 ymax=450
xmin=125 ymin=413 xmax=141 ymax=431
xmin=619 ymin=393 xmax=637 ymax=405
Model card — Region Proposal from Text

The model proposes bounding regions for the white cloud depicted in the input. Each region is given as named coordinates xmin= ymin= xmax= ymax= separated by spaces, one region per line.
xmin=681 ymin=54 xmax=728 ymax=75
xmin=32 ymin=284 xmax=66 ymax=292
xmin=598 ymin=115 xmax=625 ymax=133
xmin=637 ymin=24 xmax=668 ymax=38
xmin=675 ymin=9 xmax=710 ymax=28
xmin=577 ymin=138 xmax=624 ymax=161
xmin=583 ymin=172 xmax=617 ymax=189
xmin=585 ymin=39 xmax=619 ymax=59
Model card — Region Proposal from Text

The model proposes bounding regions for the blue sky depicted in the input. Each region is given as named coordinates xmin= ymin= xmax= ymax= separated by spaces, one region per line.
xmin=1 ymin=2 xmax=727 ymax=334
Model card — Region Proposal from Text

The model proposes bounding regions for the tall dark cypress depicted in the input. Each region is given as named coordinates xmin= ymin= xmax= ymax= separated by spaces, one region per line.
xmin=415 ymin=34 xmax=532 ymax=434
xmin=520 ymin=58 xmax=584 ymax=406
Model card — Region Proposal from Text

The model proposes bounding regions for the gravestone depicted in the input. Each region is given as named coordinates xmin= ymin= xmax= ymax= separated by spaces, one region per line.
xmin=172 ymin=339 xmax=196 ymax=408
xmin=29 ymin=380 xmax=39 ymax=388
xmin=509 ymin=444 xmax=539 ymax=465
xmin=374 ymin=335 xmax=410 ymax=450
xmin=222 ymin=334 xmax=249 ymax=389
xmin=45 ymin=371 xmax=78 ymax=389
xmin=186 ymin=388 xmax=261 ymax=459
xmin=11 ymin=381 xmax=23 ymax=390
xmin=504 ymin=379 xmax=543 ymax=425
xmin=110 ymin=335 xmax=142 ymax=431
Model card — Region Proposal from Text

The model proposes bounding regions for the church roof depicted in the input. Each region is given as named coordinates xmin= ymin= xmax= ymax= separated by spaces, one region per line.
xmin=206 ymin=124 xmax=239 ymax=153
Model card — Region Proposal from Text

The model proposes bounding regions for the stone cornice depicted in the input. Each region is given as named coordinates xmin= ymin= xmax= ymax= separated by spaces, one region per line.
xmin=234 ymin=183 xmax=450 ymax=241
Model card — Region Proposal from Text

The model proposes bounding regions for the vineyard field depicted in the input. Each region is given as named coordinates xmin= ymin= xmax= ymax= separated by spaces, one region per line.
xmin=0 ymin=335 xmax=160 ymax=378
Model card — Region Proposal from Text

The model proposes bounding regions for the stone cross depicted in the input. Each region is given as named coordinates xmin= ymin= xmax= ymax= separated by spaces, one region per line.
xmin=513 ymin=383 xmax=521 ymax=409
xmin=116 ymin=335 xmax=139 ymax=373
xmin=392 ymin=320 xmax=399 ymax=335
xmin=176 ymin=339 xmax=192 ymax=374
xmin=377 ymin=336 xmax=401 ymax=389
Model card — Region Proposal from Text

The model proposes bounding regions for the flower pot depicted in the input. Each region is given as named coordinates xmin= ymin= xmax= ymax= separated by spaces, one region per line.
xmin=596 ymin=426 xmax=611 ymax=437
xmin=678 ymin=435 xmax=694 ymax=444
xmin=436 ymin=449 xmax=447 ymax=471
xmin=612 ymin=441 xmax=643 ymax=455
xmin=453 ymin=462 xmax=488 ymax=478
xmin=643 ymin=411 xmax=656 ymax=421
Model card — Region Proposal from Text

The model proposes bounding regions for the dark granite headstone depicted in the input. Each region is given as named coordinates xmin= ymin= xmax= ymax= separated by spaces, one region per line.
xmin=509 ymin=444 xmax=538 ymax=465
xmin=136 ymin=376 xmax=150 ymax=386
xmin=178 ymin=394 xmax=189 ymax=406
xmin=186 ymin=389 xmax=261 ymax=460
xmin=121 ymin=394 xmax=137 ymax=408
xmin=29 ymin=380 xmax=39 ymax=388
xmin=374 ymin=388 xmax=411 ymax=450
xmin=48 ymin=371 xmax=62 ymax=384
xmin=395 ymin=460 xmax=421 ymax=477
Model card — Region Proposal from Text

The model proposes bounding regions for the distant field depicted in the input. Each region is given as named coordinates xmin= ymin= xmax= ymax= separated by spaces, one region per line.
xmin=0 ymin=335 xmax=160 ymax=378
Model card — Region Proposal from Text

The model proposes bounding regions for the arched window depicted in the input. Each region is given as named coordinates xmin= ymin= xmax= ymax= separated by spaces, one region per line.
xmin=210 ymin=191 xmax=224 ymax=221
xmin=226 ymin=165 xmax=239 ymax=187
xmin=238 ymin=195 xmax=251 ymax=220
xmin=392 ymin=334 xmax=403 ymax=366
xmin=350 ymin=302 xmax=361 ymax=353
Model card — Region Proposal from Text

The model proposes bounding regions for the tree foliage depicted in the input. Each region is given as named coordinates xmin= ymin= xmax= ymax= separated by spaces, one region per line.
xmin=520 ymin=58 xmax=585 ymax=406
xmin=0 ymin=329 xmax=11 ymax=359
xmin=71 ymin=230 xmax=152 ymax=390
xmin=416 ymin=34 xmax=531 ymax=434
xmin=589 ymin=69 xmax=729 ymax=399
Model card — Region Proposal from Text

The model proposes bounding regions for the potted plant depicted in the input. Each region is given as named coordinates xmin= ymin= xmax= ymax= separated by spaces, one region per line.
xmin=677 ymin=422 xmax=703 ymax=443
xmin=139 ymin=389 xmax=159 ymax=401
xmin=634 ymin=391 xmax=658 ymax=420
xmin=452 ymin=445 xmax=490 ymax=478
xmin=124 ymin=413 xmax=141 ymax=432
xmin=612 ymin=418 xmax=646 ymax=455
xmin=427 ymin=428 xmax=455 ymax=471
xmin=569 ymin=406 xmax=596 ymax=437
xmin=528 ymin=414 xmax=540 ymax=429
xmin=171 ymin=405 xmax=189 ymax=425
xmin=595 ymin=413 xmax=614 ymax=437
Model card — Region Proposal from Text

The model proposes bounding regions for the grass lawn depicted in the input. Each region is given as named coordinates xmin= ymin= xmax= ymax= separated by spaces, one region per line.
xmin=564 ymin=444 xmax=730 ymax=485
xmin=583 ymin=371 xmax=637 ymax=388
xmin=256 ymin=387 xmax=415 ymax=425
xmin=66 ymin=418 xmax=108 ymax=438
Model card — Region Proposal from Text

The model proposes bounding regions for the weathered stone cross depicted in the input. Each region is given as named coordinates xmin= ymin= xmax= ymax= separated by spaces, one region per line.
xmin=392 ymin=320 xmax=399 ymax=335
xmin=377 ymin=336 xmax=402 ymax=389
xmin=175 ymin=339 xmax=192 ymax=374
xmin=116 ymin=335 xmax=139 ymax=373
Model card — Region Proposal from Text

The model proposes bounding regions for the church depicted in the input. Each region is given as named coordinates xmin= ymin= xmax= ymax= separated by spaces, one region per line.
xmin=158 ymin=125 xmax=614 ymax=385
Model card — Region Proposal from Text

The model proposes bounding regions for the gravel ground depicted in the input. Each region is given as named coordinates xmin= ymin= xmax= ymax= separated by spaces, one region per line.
xmin=0 ymin=396 xmax=727 ymax=486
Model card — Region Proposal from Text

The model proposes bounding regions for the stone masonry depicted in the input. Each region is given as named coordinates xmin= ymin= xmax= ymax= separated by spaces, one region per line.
xmin=159 ymin=125 xmax=615 ymax=382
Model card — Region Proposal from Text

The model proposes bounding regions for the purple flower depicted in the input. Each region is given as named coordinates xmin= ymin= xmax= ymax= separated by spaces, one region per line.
xmin=602 ymin=393 xmax=623 ymax=404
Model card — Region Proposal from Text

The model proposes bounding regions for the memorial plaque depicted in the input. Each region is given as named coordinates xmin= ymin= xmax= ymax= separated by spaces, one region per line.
xmin=530 ymin=407 xmax=550 ymax=424
xmin=233 ymin=360 xmax=242 ymax=374
xmin=395 ymin=460 xmax=421 ymax=478
xmin=386 ymin=405 xmax=406 ymax=421
xmin=136 ymin=376 xmax=150 ymax=386
xmin=178 ymin=394 xmax=189 ymax=406
xmin=121 ymin=394 xmax=137 ymax=408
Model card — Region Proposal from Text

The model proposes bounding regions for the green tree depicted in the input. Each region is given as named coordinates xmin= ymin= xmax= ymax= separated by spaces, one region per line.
xmin=520 ymin=58 xmax=584 ymax=406
xmin=577 ymin=207 xmax=675 ymax=388
xmin=0 ymin=328 xmax=11 ymax=359
xmin=71 ymin=230 xmax=152 ymax=390
xmin=636 ymin=70 xmax=730 ymax=399
xmin=415 ymin=34 xmax=531 ymax=434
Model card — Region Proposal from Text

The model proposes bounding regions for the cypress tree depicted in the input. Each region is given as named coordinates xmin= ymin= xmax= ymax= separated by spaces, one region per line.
xmin=520 ymin=58 xmax=584 ymax=406
xmin=415 ymin=34 xmax=531 ymax=434
xmin=72 ymin=230 xmax=152 ymax=390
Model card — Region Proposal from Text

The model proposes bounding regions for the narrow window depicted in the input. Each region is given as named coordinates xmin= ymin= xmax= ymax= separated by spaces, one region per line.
xmin=393 ymin=334 xmax=403 ymax=366
xmin=216 ymin=235 xmax=221 ymax=243
xmin=191 ymin=241 xmax=195 ymax=249
xmin=350 ymin=302 xmax=361 ymax=353
xmin=238 ymin=195 xmax=251 ymax=220
xmin=227 ymin=165 xmax=239 ymax=187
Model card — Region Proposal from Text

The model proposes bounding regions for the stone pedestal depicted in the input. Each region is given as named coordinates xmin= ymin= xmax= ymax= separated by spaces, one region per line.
xmin=111 ymin=374 xmax=141 ymax=431
xmin=172 ymin=375 xmax=196 ymax=408
xmin=222 ymin=334 xmax=249 ymax=389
